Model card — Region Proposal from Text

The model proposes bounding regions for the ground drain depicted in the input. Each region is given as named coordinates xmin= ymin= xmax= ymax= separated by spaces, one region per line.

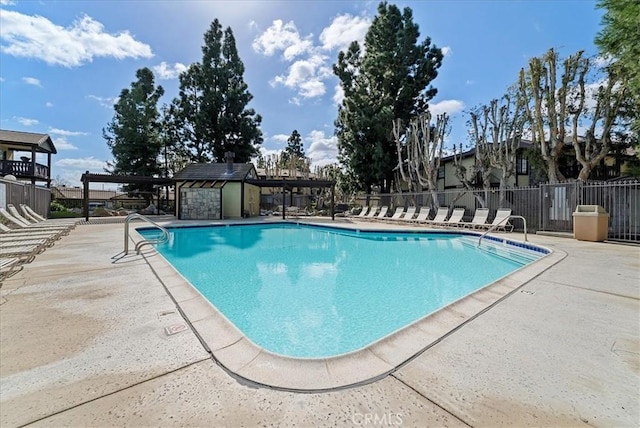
xmin=165 ymin=324 xmax=188 ymax=336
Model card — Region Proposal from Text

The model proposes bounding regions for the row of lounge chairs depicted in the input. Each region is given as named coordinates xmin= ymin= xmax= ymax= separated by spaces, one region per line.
xmin=0 ymin=204 xmax=79 ymax=283
xmin=356 ymin=205 xmax=514 ymax=231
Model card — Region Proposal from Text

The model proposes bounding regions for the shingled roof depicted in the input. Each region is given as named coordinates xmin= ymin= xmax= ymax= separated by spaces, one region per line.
xmin=0 ymin=129 xmax=57 ymax=154
xmin=173 ymin=163 xmax=257 ymax=181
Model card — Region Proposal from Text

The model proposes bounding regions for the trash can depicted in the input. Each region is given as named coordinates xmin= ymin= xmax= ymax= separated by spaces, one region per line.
xmin=573 ymin=205 xmax=609 ymax=242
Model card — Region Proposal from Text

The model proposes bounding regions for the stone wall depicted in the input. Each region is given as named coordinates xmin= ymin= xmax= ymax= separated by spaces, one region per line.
xmin=180 ymin=188 xmax=221 ymax=220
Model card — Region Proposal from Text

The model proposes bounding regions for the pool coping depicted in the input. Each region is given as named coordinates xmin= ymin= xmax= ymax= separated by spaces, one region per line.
xmin=135 ymin=220 xmax=566 ymax=392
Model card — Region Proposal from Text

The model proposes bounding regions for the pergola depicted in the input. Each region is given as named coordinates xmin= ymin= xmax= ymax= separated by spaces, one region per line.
xmin=80 ymin=172 xmax=336 ymax=221
xmin=245 ymin=178 xmax=336 ymax=220
xmin=80 ymin=172 xmax=173 ymax=221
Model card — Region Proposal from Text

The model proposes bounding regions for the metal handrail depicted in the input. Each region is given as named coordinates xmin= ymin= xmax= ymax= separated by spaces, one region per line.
xmin=478 ymin=215 xmax=527 ymax=247
xmin=124 ymin=213 xmax=169 ymax=255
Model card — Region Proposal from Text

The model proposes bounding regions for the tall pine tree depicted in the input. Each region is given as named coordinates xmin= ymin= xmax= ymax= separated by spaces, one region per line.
xmin=104 ymin=67 xmax=164 ymax=198
xmin=334 ymin=2 xmax=443 ymax=193
xmin=173 ymin=19 xmax=263 ymax=163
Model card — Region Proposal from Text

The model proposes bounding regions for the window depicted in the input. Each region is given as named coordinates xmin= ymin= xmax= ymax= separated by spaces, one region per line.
xmin=516 ymin=156 xmax=529 ymax=174
xmin=437 ymin=166 xmax=445 ymax=179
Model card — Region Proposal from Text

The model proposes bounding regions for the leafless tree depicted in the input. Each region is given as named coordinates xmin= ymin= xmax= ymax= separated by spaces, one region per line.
xmin=393 ymin=111 xmax=448 ymax=208
xmin=519 ymin=48 xmax=628 ymax=182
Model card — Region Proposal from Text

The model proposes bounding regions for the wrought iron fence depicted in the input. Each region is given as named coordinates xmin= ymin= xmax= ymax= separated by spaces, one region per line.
xmin=351 ymin=179 xmax=639 ymax=243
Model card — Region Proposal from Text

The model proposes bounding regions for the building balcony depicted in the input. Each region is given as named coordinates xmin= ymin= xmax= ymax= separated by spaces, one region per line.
xmin=0 ymin=159 xmax=50 ymax=181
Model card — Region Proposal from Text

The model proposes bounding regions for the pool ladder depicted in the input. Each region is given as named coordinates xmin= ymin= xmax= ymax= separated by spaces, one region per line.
xmin=124 ymin=213 xmax=170 ymax=255
xmin=478 ymin=215 xmax=527 ymax=247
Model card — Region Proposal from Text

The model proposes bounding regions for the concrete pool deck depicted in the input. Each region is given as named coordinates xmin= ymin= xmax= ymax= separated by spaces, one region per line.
xmin=1 ymin=216 xmax=638 ymax=427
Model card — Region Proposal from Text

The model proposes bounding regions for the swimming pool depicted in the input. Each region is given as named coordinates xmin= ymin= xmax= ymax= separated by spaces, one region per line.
xmin=140 ymin=222 xmax=547 ymax=358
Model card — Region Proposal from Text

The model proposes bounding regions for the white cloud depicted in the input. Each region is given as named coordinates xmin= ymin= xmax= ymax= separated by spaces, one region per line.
xmin=0 ymin=0 xmax=15 ymax=5
xmin=0 ymin=76 xmax=4 ymax=82
xmin=271 ymin=54 xmax=331 ymax=98
xmin=248 ymin=20 xmax=257 ymax=30
xmin=88 ymin=94 xmax=118 ymax=108
xmin=0 ymin=10 xmax=153 ymax=67
xmin=306 ymin=130 xmax=338 ymax=167
xmin=254 ymin=14 xmax=370 ymax=103
xmin=48 ymin=128 xmax=88 ymax=137
xmin=22 ymin=76 xmax=41 ymax=86
xmin=271 ymin=134 xmax=290 ymax=144
xmin=55 ymin=157 xmax=107 ymax=170
xmin=429 ymin=99 xmax=465 ymax=115
xmin=153 ymin=61 xmax=187 ymax=80
xmin=252 ymin=20 xmax=313 ymax=60
xmin=15 ymin=116 xmax=39 ymax=126
xmin=441 ymin=46 xmax=452 ymax=57
xmin=52 ymin=137 xmax=78 ymax=150
xmin=45 ymin=101 xmax=53 ymax=107
xmin=332 ymin=84 xmax=344 ymax=106
xmin=319 ymin=14 xmax=370 ymax=52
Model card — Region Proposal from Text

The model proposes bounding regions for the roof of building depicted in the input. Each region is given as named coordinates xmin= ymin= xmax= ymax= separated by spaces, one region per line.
xmin=52 ymin=187 xmax=117 ymax=200
xmin=0 ymin=129 xmax=57 ymax=154
xmin=173 ymin=163 xmax=257 ymax=181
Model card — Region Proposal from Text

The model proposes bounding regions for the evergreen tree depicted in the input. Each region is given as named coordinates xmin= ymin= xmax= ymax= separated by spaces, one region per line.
xmin=281 ymin=130 xmax=307 ymax=171
xmin=104 ymin=67 xmax=164 ymax=198
xmin=595 ymin=0 xmax=640 ymax=151
xmin=334 ymin=2 xmax=443 ymax=193
xmin=172 ymin=63 xmax=210 ymax=163
xmin=173 ymin=19 xmax=263 ymax=163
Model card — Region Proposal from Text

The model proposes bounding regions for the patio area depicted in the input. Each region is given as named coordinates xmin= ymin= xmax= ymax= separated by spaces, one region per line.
xmin=1 ymin=217 xmax=638 ymax=427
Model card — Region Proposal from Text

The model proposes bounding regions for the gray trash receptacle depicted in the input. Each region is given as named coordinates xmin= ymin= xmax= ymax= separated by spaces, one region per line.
xmin=573 ymin=205 xmax=609 ymax=242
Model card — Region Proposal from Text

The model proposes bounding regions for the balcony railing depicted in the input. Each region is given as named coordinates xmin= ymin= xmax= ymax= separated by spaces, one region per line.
xmin=0 ymin=160 xmax=50 ymax=180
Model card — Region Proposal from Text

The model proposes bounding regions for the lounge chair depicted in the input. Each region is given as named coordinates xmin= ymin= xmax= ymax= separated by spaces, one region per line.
xmin=0 ymin=237 xmax=53 ymax=248
xmin=409 ymin=207 xmax=432 ymax=223
xmin=357 ymin=206 xmax=370 ymax=217
xmin=432 ymin=208 xmax=465 ymax=228
xmin=365 ymin=206 xmax=379 ymax=218
xmin=385 ymin=207 xmax=405 ymax=221
xmin=398 ymin=206 xmax=417 ymax=221
xmin=478 ymin=208 xmax=514 ymax=232
xmin=459 ymin=208 xmax=490 ymax=229
xmin=0 ymin=257 xmax=25 ymax=281
xmin=20 ymin=204 xmax=47 ymax=222
xmin=0 ymin=223 xmax=65 ymax=241
xmin=423 ymin=207 xmax=449 ymax=225
xmin=371 ymin=205 xmax=389 ymax=220
xmin=9 ymin=204 xmax=78 ymax=228
xmin=0 ymin=242 xmax=45 ymax=261
xmin=0 ymin=208 xmax=72 ymax=233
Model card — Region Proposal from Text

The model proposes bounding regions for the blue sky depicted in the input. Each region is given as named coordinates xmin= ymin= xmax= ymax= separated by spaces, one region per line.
xmin=0 ymin=0 xmax=603 ymax=187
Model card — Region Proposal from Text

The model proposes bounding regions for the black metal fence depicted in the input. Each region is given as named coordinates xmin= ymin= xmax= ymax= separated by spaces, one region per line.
xmin=352 ymin=179 xmax=639 ymax=243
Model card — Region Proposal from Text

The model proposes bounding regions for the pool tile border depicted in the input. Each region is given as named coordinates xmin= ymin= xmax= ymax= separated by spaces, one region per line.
xmin=135 ymin=222 xmax=566 ymax=391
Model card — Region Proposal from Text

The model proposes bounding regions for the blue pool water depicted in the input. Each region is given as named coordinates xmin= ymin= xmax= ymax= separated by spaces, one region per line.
xmin=139 ymin=223 xmax=545 ymax=358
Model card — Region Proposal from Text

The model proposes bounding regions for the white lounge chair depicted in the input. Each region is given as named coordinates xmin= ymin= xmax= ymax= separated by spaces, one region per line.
xmin=0 ymin=208 xmax=72 ymax=233
xmin=357 ymin=206 xmax=370 ymax=217
xmin=409 ymin=207 xmax=432 ymax=223
xmin=423 ymin=207 xmax=449 ymax=225
xmin=0 ymin=223 xmax=65 ymax=241
xmin=0 ymin=257 xmax=25 ymax=281
xmin=398 ymin=206 xmax=417 ymax=221
xmin=386 ymin=207 xmax=405 ymax=221
xmin=479 ymin=208 xmax=514 ymax=232
xmin=432 ymin=208 xmax=465 ymax=227
xmin=371 ymin=205 xmax=389 ymax=220
xmin=10 ymin=204 xmax=78 ymax=227
xmin=365 ymin=206 xmax=379 ymax=218
xmin=460 ymin=208 xmax=490 ymax=229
